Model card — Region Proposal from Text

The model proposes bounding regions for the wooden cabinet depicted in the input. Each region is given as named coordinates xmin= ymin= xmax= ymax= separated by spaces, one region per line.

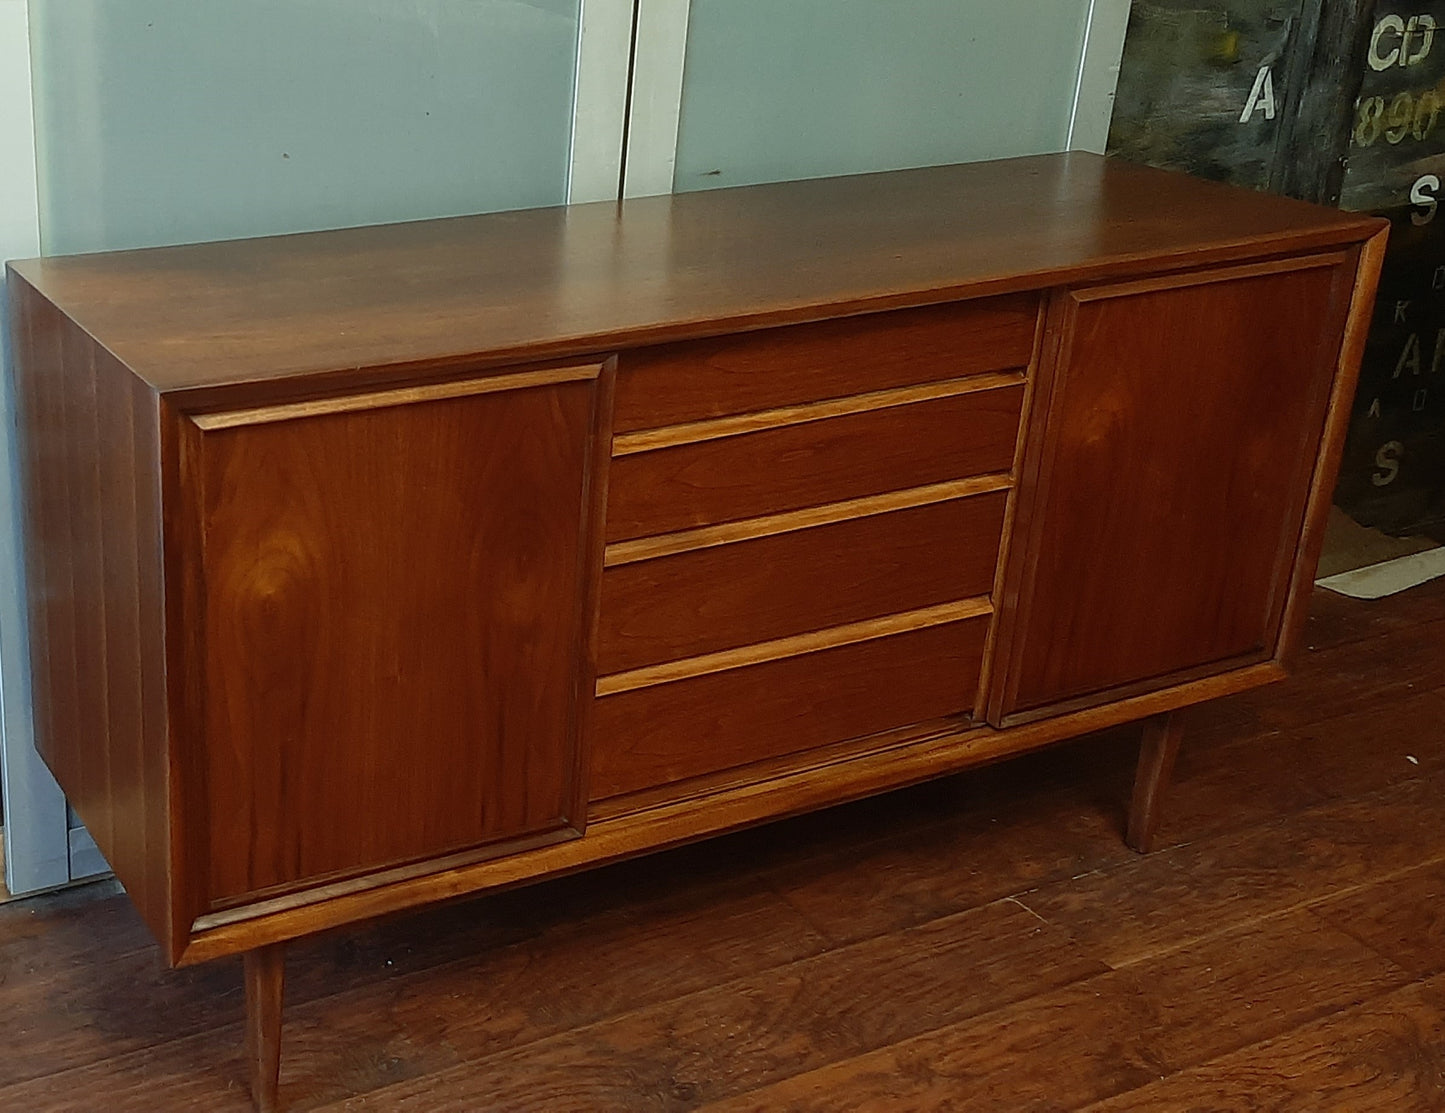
xmin=6 ymin=153 xmax=1385 ymax=1110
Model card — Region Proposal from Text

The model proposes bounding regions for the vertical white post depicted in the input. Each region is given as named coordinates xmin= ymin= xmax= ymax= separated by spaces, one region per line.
xmin=622 ymin=0 xmax=690 ymax=198
xmin=1069 ymin=0 xmax=1132 ymax=154
xmin=568 ymin=0 xmax=636 ymax=204
xmin=0 ymin=0 xmax=71 ymax=895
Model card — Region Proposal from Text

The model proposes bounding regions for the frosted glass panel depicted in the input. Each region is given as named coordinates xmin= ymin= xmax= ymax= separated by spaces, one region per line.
xmin=674 ymin=0 xmax=1091 ymax=192
xmin=30 ymin=0 xmax=580 ymax=254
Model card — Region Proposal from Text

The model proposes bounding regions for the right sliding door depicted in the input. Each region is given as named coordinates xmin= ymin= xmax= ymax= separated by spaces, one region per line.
xmin=990 ymin=255 xmax=1357 ymax=724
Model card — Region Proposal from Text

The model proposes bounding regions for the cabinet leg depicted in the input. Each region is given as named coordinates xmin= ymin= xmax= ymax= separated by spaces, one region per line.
xmin=243 ymin=943 xmax=286 ymax=1112
xmin=1126 ymin=711 xmax=1185 ymax=854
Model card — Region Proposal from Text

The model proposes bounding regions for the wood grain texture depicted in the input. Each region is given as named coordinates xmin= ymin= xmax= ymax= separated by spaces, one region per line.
xmin=1310 ymin=856 xmax=1445 ymax=981
xmin=611 ymin=371 xmax=1024 ymax=456
xmin=993 ymin=257 xmax=1354 ymax=718
xmin=700 ymin=910 xmax=1409 ymax=1112
xmin=613 ymin=295 xmax=1036 ymax=433
xmin=1273 ymin=232 xmax=1389 ymax=664
xmin=6 ymin=155 xmax=1380 ymax=403
xmin=591 ymin=617 xmax=990 ymax=801
xmin=7 ymin=274 xmax=174 ymax=957
xmin=1022 ymin=775 xmax=1445 ymax=969
xmin=1 ymin=581 xmax=1441 ymax=1111
xmin=606 ymin=384 xmax=1023 ymax=541
xmin=188 ymin=374 xmax=609 ymax=906
xmin=597 ymin=599 xmax=991 ymax=698
xmin=178 ymin=659 xmax=1289 ymax=962
xmin=243 ymin=944 xmax=284 ymax=1113
xmin=1269 ymin=0 xmax=1376 ymax=206
xmin=1084 ymin=977 xmax=1445 ymax=1112
xmin=190 ymin=363 xmax=603 ymax=430
xmin=327 ymin=898 xmax=1107 ymax=1111
xmin=603 ymin=475 xmax=1011 ymax=567
xmin=598 ymin=490 xmax=1006 ymax=673
xmin=5 ymin=154 xmax=1387 ymax=991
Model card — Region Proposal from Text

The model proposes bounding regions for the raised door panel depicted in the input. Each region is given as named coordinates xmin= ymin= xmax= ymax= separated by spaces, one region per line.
xmin=182 ymin=365 xmax=611 ymax=907
xmin=992 ymin=256 xmax=1355 ymax=721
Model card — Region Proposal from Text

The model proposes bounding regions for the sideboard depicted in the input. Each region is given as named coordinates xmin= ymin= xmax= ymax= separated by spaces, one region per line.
xmin=6 ymin=153 xmax=1385 ymax=1110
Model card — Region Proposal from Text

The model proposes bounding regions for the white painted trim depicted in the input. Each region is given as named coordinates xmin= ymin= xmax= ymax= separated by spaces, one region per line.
xmin=567 ymin=0 xmax=636 ymax=204
xmin=1068 ymin=0 xmax=1131 ymax=154
xmin=622 ymin=0 xmax=690 ymax=198
xmin=1318 ymin=547 xmax=1445 ymax=600
xmin=0 ymin=0 xmax=72 ymax=896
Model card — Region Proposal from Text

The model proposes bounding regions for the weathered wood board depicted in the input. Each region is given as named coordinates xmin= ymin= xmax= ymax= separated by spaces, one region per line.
xmin=1109 ymin=0 xmax=1443 ymax=537
xmin=1336 ymin=2 xmax=1445 ymax=536
xmin=1107 ymin=1 xmax=1305 ymax=191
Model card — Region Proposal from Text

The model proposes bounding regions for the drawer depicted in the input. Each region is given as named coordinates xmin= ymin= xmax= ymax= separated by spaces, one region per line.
xmin=598 ymin=488 xmax=1007 ymax=674
xmin=592 ymin=614 xmax=990 ymax=801
xmin=606 ymin=382 xmax=1024 ymax=542
xmin=615 ymin=294 xmax=1038 ymax=432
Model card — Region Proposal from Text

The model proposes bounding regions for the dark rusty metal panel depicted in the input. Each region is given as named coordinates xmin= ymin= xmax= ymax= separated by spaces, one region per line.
xmin=1107 ymin=0 xmax=1444 ymax=537
xmin=1336 ymin=2 xmax=1445 ymax=537
xmin=1107 ymin=1 xmax=1304 ymax=190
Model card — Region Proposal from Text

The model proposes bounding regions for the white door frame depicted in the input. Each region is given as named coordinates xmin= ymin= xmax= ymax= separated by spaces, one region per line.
xmin=568 ymin=0 xmax=636 ymax=203
xmin=0 ymin=0 xmax=71 ymax=896
xmin=1069 ymin=0 xmax=1132 ymax=154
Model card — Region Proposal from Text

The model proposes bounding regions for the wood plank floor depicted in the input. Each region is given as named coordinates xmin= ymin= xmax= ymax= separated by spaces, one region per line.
xmin=3 ymin=578 xmax=1444 ymax=1111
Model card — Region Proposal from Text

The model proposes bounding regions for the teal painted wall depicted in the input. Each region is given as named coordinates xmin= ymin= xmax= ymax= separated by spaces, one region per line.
xmin=674 ymin=0 xmax=1092 ymax=192
xmin=30 ymin=0 xmax=581 ymax=254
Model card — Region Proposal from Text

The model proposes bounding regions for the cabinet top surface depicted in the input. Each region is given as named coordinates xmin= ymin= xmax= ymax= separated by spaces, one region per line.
xmin=8 ymin=153 xmax=1382 ymax=396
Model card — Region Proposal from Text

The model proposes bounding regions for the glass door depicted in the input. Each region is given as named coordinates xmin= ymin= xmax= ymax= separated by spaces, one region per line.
xmin=624 ymin=0 xmax=1129 ymax=197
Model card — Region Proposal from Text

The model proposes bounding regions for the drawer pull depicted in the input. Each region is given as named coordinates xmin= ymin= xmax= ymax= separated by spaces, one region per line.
xmin=613 ymin=371 xmax=1024 ymax=456
xmin=596 ymin=597 xmax=991 ymax=697
xmin=605 ymin=474 xmax=1011 ymax=566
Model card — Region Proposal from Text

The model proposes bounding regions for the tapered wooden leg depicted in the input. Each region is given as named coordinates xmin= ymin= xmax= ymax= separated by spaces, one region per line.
xmin=1126 ymin=710 xmax=1185 ymax=854
xmin=243 ymin=943 xmax=286 ymax=1113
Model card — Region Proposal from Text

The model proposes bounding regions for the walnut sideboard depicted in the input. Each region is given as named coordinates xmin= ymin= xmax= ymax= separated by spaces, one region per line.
xmin=6 ymin=153 xmax=1385 ymax=1109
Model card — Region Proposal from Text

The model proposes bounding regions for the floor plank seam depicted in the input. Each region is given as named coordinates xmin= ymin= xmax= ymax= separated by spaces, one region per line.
xmin=1013 ymin=845 xmax=1445 ymax=975
xmin=1068 ymin=970 xmax=1445 ymax=1112
xmin=304 ymin=897 xmax=1110 ymax=1110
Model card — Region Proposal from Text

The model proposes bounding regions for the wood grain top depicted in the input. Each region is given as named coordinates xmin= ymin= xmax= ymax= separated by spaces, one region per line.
xmin=7 ymin=153 xmax=1383 ymax=397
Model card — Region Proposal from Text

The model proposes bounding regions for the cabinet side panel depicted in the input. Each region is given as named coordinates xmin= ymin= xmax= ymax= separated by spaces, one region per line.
xmin=7 ymin=275 xmax=172 ymax=950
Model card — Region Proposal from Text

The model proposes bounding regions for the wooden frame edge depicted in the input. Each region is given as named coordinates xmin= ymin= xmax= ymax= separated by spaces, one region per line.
xmin=190 ymin=363 xmax=605 ymax=429
xmin=612 ymin=371 xmax=1027 ymax=456
xmin=974 ymin=295 xmax=1051 ymax=719
xmin=1274 ymin=226 xmax=1390 ymax=662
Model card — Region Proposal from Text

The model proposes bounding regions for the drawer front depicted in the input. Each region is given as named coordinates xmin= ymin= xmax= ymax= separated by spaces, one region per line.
xmin=598 ymin=489 xmax=1007 ymax=674
xmin=592 ymin=615 xmax=990 ymax=801
xmin=606 ymin=383 xmax=1024 ymax=542
xmin=614 ymin=294 xmax=1038 ymax=432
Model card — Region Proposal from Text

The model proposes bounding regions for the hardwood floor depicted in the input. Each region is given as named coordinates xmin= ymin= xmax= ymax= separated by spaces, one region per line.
xmin=3 ymin=578 xmax=1444 ymax=1111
